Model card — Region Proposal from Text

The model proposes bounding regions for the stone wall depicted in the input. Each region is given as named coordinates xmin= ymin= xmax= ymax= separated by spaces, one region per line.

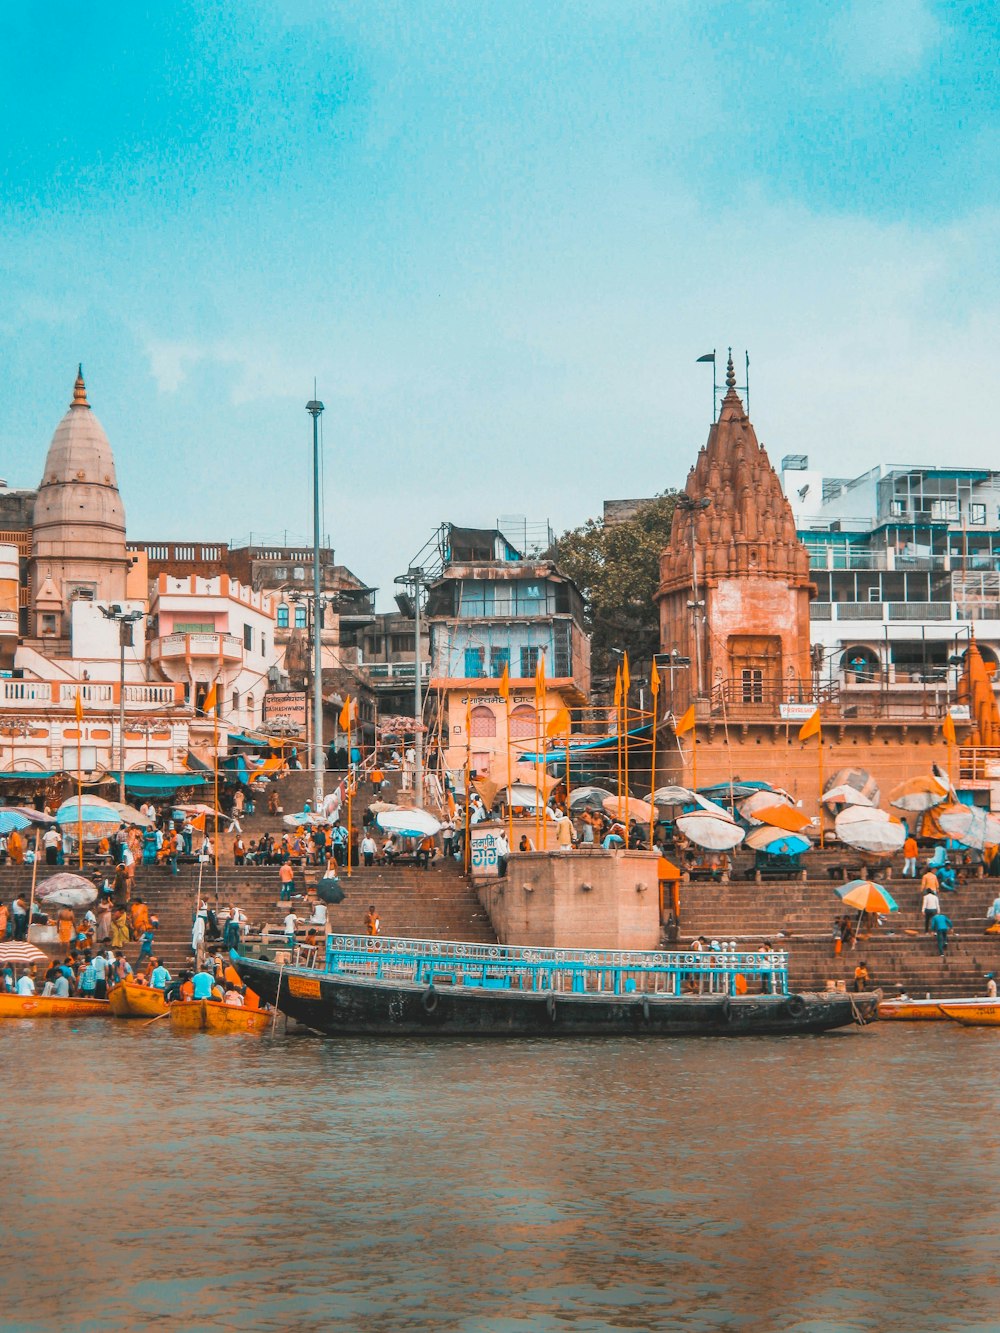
xmin=476 ymin=848 xmax=661 ymax=950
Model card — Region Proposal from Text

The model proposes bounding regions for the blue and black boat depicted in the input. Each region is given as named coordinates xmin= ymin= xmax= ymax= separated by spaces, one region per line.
xmin=234 ymin=936 xmax=877 ymax=1037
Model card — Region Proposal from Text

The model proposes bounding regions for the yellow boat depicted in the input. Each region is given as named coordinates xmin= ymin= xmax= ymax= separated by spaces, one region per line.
xmin=108 ymin=980 xmax=168 ymax=1019
xmin=0 ymin=992 xmax=111 ymax=1019
xmin=938 ymin=1001 xmax=1000 ymax=1027
xmin=877 ymin=998 xmax=948 ymax=1021
xmin=169 ymin=999 xmax=271 ymax=1033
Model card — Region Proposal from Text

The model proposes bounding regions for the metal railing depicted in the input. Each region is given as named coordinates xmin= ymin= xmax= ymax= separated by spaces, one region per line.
xmin=959 ymin=748 xmax=1000 ymax=781
xmin=322 ymin=934 xmax=789 ymax=996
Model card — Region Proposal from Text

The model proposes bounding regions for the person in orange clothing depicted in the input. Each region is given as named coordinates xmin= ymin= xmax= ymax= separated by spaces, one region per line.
xmin=7 ymin=829 xmax=24 ymax=865
xmin=902 ymin=833 xmax=918 ymax=878
xmin=364 ymin=904 xmax=381 ymax=936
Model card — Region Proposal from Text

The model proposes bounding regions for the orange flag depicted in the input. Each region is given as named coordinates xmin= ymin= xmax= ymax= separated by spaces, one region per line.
xmin=534 ymin=652 xmax=545 ymax=703
xmin=650 ymin=658 xmax=660 ymax=697
xmin=74 ymin=690 xmax=83 ymax=723
xmin=202 ymin=683 xmax=218 ymax=715
xmin=798 ymin=709 xmax=822 ymax=742
xmin=546 ymin=706 xmax=571 ymax=738
xmin=613 ymin=665 xmax=622 ymax=708
xmin=942 ymin=713 xmax=957 ymax=745
xmin=673 ymin=704 xmax=695 ymax=736
xmin=339 ymin=696 xmax=354 ymax=730
xmin=622 ymin=652 xmax=631 ymax=694
xmin=499 ymin=661 xmax=509 ymax=700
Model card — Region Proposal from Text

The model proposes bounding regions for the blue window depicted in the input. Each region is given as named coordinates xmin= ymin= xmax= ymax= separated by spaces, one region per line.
xmin=294 ymin=605 xmax=307 ymax=629
xmin=277 ymin=605 xmax=289 ymax=629
xmin=464 ymin=647 xmax=485 ymax=678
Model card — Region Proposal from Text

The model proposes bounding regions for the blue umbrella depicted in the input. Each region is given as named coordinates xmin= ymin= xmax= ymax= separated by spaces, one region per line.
xmin=0 ymin=809 xmax=31 ymax=835
xmin=745 ymin=827 xmax=811 ymax=856
xmin=55 ymin=796 xmax=121 ymax=826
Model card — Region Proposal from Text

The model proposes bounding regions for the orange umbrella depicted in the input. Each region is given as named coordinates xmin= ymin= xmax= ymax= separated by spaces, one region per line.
xmin=753 ymin=804 xmax=813 ymax=834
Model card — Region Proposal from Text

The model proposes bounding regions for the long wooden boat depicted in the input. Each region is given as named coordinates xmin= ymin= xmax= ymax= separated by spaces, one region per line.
xmin=108 ymin=980 xmax=168 ymax=1019
xmin=939 ymin=1001 xmax=1000 ymax=1027
xmin=0 ymin=992 xmax=111 ymax=1019
xmin=878 ymin=998 xmax=949 ymax=1021
xmin=169 ymin=999 xmax=271 ymax=1033
xmin=234 ymin=935 xmax=878 ymax=1038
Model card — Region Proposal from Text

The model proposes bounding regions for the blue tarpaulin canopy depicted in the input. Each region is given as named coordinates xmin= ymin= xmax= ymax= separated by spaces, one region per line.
xmin=107 ymin=771 xmax=209 ymax=797
xmin=518 ymin=723 xmax=651 ymax=764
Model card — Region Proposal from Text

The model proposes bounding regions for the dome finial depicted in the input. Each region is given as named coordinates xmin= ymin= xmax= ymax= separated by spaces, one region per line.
xmin=73 ymin=364 xmax=89 ymax=407
xmin=725 ymin=348 xmax=735 ymax=390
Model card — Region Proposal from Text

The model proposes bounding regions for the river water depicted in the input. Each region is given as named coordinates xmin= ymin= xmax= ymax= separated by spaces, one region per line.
xmin=3 ymin=1022 xmax=998 ymax=1332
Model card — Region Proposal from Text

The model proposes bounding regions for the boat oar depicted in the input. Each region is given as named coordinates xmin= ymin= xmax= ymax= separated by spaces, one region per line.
xmin=142 ymin=1010 xmax=171 ymax=1027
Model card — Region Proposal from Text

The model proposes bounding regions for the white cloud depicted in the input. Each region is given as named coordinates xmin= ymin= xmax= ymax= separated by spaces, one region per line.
xmin=828 ymin=0 xmax=944 ymax=80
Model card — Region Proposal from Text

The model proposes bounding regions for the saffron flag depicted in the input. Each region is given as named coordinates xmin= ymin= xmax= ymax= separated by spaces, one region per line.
xmin=622 ymin=651 xmax=631 ymax=694
xmin=547 ymin=706 xmax=571 ymax=739
xmin=202 ymin=683 xmax=218 ymax=715
xmin=673 ymin=704 xmax=695 ymax=736
xmin=74 ymin=690 xmax=83 ymax=723
xmin=942 ymin=713 xmax=957 ymax=745
xmin=613 ymin=665 xmax=622 ymax=708
xmin=499 ymin=661 xmax=509 ymax=700
xmin=798 ymin=709 xmax=822 ymax=742
xmin=534 ymin=652 xmax=545 ymax=702
xmin=339 ymin=696 xmax=354 ymax=730
xmin=650 ymin=658 xmax=661 ymax=697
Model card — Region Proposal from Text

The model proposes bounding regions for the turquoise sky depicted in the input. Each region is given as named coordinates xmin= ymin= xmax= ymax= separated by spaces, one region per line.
xmin=2 ymin=1 xmax=998 ymax=601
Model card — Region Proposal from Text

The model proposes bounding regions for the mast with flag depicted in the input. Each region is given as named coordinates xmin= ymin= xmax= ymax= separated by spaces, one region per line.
xmin=340 ymin=696 xmax=355 ymax=876
xmin=673 ymin=702 xmax=696 ymax=788
xmin=499 ymin=661 xmax=514 ymax=851
xmin=798 ymin=708 xmax=824 ymax=846
xmin=613 ymin=664 xmax=623 ymax=822
xmin=202 ymin=680 xmax=220 ymax=875
xmin=534 ymin=652 xmax=547 ymax=848
xmin=75 ymin=688 xmax=84 ymax=866
xmin=622 ymin=652 xmax=632 ymax=824
xmin=649 ymin=657 xmax=661 ymax=845
xmin=696 ymin=350 xmax=717 ymax=422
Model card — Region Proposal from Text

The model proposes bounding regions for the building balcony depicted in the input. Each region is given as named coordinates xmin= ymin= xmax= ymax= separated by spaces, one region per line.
xmin=708 ymin=679 xmax=950 ymax=724
xmin=149 ymin=632 xmax=244 ymax=663
xmin=0 ymin=680 xmax=184 ymax=711
xmin=364 ymin=661 xmax=431 ymax=681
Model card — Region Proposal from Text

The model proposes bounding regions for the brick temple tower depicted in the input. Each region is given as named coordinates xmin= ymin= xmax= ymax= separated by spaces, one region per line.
xmin=656 ymin=352 xmax=814 ymax=714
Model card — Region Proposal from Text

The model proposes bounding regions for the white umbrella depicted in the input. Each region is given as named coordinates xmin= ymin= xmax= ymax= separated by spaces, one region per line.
xmin=602 ymin=795 xmax=657 ymax=822
xmin=692 ymin=793 xmax=737 ymax=822
xmin=110 ymin=802 xmax=155 ymax=828
xmin=675 ymin=814 xmax=745 ymax=851
xmin=650 ymin=785 xmax=696 ymax=806
xmin=887 ymin=775 xmax=951 ymax=813
xmin=740 ymin=789 xmax=794 ymax=823
xmin=834 ymin=807 xmax=906 ymax=855
xmin=504 ymin=783 xmax=547 ymax=810
xmin=36 ymin=873 xmax=98 ymax=908
xmin=377 ymin=809 xmax=442 ymax=838
xmin=0 ymin=941 xmax=48 ymax=965
xmin=822 ymin=784 xmax=875 ymax=808
xmin=937 ymin=804 xmax=1000 ymax=851
xmin=568 ymin=786 xmax=615 ymax=812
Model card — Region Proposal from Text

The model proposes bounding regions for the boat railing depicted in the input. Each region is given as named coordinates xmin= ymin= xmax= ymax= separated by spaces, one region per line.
xmin=322 ymin=934 xmax=789 ymax=996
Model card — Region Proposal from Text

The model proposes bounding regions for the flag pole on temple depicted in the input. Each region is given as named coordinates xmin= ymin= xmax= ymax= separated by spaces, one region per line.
xmin=464 ymin=695 xmax=472 ymax=872
xmin=534 ymin=653 xmax=546 ymax=849
xmin=649 ymin=658 xmax=661 ymax=846
xmin=798 ymin=708 xmax=824 ymax=847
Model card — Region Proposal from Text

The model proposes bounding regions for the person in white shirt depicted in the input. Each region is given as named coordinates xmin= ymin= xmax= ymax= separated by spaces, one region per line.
xmin=16 ymin=969 xmax=35 ymax=996
xmin=283 ymin=910 xmax=299 ymax=946
xmin=309 ymin=900 xmax=328 ymax=927
xmin=223 ymin=986 xmax=245 ymax=1007
xmin=985 ymin=973 xmax=998 ymax=999
xmin=42 ymin=827 xmax=62 ymax=865
xmin=360 ymin=834 xmax=377 ymax=867
xmin=921 ymin=887 xmax=941 ymax=933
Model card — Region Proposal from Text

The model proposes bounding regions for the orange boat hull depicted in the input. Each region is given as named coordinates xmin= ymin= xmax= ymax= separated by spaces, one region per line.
xmin=108 ymin=981 xmax=168 ymax=1018
xmin=877 ymin=1000 xmax=948 ymax=1021
xmin=939 ymin=1002 xmax=1000 ymax=1027
xmin=0 ymin=993 xmax=111 ymax=1019
xmin=169 ymin=999 xmax=270 ymax=1033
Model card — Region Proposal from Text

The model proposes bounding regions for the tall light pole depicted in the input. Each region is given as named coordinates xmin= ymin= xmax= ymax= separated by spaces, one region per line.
xmin=101 ymin=604 xmax=144 ymax=802
xmin=306 ymin=397 xmax=325 ymax=808
xmin=394 ymin=566 xmax=426 ymax=808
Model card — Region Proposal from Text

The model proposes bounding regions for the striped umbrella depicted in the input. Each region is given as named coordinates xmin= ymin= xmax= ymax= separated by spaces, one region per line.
xmin=835 ymin=880 xmax=898 ymax=914
xmin=0 ymin=941 xmax=48 ymax=965
xmin=0 ymin=809 xmax=31 ymax=835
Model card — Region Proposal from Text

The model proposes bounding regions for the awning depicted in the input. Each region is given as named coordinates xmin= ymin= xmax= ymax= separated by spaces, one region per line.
xmin=0 ymin=770 xmax=60 ymax=780
xmin=186 ymin=750 xmax=211 ymax=772
xmin=518 ymin=723 xmax=652 ymax=764
xmin=227 ymin=732 xmax=272 ymax=748
xmin=108 ymin=771 xmax=210 ymax=797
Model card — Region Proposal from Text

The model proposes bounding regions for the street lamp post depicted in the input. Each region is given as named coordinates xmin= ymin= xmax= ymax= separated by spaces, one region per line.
xmin=394 ymin=567 xmax=426 ymax=808
xmin=306 ymin=396 xmax=325 ymax=808
xmin=100 ymin=604 xmax=144 ymax=802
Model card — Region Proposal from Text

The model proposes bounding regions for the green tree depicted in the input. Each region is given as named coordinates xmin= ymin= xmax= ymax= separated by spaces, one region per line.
xmin=550 ymin=492 xmax=678 ymax=694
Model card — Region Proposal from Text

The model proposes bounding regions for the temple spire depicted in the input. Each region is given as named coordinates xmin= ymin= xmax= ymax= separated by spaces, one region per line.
xmin=725 ymin=348 xmax=736 ymax=390
xmin=73 ymin=364 xmax=89 ymax=408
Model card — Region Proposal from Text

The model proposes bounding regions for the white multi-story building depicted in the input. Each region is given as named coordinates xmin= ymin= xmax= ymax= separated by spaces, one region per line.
xmin=780 ymin=457 xmax=1000 ymax=715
